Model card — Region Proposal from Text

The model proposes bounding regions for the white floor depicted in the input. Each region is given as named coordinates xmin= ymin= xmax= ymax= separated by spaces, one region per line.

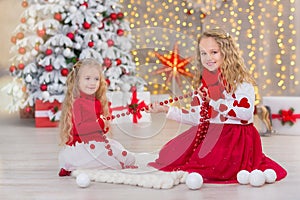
xmin=0 ymin=111 xmax=299 ymax=200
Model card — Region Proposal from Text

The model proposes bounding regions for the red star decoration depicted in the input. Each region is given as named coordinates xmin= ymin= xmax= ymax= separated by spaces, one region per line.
xmin=153 ymin=42 xmax=194 ymax=88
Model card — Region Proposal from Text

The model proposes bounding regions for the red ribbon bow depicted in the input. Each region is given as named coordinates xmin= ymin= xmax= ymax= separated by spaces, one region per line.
xmin=272 ymin=107 xmax=300 ymax=126
xmin=128 ymin=87 xmax=147 ymax=123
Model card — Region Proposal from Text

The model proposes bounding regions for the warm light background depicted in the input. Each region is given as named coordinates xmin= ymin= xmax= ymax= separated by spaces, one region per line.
xmin=1 ymin=0 xmax=300 ymax=114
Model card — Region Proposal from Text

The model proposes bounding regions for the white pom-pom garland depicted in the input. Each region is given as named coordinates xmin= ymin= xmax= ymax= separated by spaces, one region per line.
xmin=249 ymin=169 xmax=265 ymax=187
xmin=185 ymin=172 xmax=203 ymax=190
xmin=76 ymin=173 xmax=91 ymax=188
xmin=237 ymin=170 xmax=250 ymax=185
xmin=264 ymin=169 xmax=277 ymax=183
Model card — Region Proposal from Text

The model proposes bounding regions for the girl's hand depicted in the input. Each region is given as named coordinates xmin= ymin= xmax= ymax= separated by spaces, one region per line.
xmin=146 ymin=101 xmax=168 ymax=113
xmin=97 ymin=115 xmax=110 ymax=133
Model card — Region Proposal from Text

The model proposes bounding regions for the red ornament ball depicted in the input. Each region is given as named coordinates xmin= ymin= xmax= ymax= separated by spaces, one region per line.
xmin=105 ymin=79 xmax=110 ymax=86
xmin=45 ymin=65 xmax=53 ymax=72
xmin=110 ymin=13 xmax=117 ymax=20
xmin=18 ymin=63 xmax=25 ymax=70
xmin=88 ymin=41 xmax=94 ymax=47
xmin=11 ymin=36 xmax=17 ymax=44
xmin=18 ymin=47 xmax=26 ymax=55
xmin=103 ymin=57 xmax=112 ymax=68
xmin=37 ymin=29 xmax=46 ymax=37
xmin=22 ymin=1 xmax=28 ymax=7
xmin=115 ymin=58 xmax=122 ymax=66
xmin=9 ymin=65 xmax=17 ymax=73
xmin=16 ymin=32 xmax=24 ymax=39
xmin=40 ymin=84 xmax=47 ymax=91
xmin=117 ymin=12 xmax=124 ymax=20
xmin=107 ymin=39 xmax=114 ymax=47
xmin=54 ymin=13 xmax=62 ymax=21
xmin=20 ymin=17 xmax=26 ymax=23
xmin=61 ymin=68 xmax=69 ymax=76
xmin=66 ymin=32 xmax=75 ymax=40
xmin=45 ymin=49 xmax=53 ymax=55
xmin=83 ymin=21 xmax=91 ymax=29
xmin=117 ymin=29 xmax=124 ymax=36
xmin=81 ymin=2 xmax=88 ymax=8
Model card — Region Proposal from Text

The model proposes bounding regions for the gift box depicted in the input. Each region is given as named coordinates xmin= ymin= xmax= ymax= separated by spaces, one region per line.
xmin=262 ymin=96 xmax=300 ymax=135
xmin=106 ymin=91 xmax=151 ymax=124
xmin=35 ymin=99 xmax=62 ymax=127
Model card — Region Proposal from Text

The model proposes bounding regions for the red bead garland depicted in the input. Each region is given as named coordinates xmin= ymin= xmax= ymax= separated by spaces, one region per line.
xmin=105 ymin=90 xmax=208 ymax=124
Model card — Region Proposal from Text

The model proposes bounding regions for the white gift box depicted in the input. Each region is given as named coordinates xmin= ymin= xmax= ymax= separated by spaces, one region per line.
xmin=106 ymin=91 xmax=151 ymax=124
xmin=263 ymin=96 xmax=300 ymax=135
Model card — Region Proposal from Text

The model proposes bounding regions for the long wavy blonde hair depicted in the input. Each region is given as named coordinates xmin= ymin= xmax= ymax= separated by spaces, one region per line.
xmin=59 ymin=58 xmax=110 ymax=145
xmin=193 ymin=28 xmax=256 ymax=92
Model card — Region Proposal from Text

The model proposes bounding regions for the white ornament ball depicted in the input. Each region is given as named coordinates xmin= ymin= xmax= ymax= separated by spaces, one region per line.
xmin=249 ymin=169 xmax=265 ymax=187
xmin=42 ymin=91 xmax=50 ymax=99
xmin=63 ymin=48 xmax=71 ymax=57
xmin=185 ymin=172 xmax=203 ymax=190
xmin=25 ymin=75 xmax=32 ymax=82
xmin=76 ymin=173 xmax=90 ymax=188
xmin=75 ymin=43 xmax=81 ymax=49
xmin=264 ymin=169 xmax=277 ymax=183
xmin=237 ymin=170 xmax=250 ymax=185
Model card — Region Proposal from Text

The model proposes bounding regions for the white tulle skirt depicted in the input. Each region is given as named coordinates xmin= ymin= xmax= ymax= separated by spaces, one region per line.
xmin=58 ymin=139 xmax=136 ymax=171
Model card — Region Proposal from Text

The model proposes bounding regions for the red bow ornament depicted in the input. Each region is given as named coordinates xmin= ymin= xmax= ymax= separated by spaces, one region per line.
xmin=48 ymin=106 xmax=61 ymax=122
xmin=272 ymin=107 xmax=300 ymax=126
xmin=128 ymin=87 xmax=147 ymax=123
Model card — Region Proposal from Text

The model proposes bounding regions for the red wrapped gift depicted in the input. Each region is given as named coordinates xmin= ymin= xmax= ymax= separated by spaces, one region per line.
xmin=35 ymin=99 xmax=62 ymax=127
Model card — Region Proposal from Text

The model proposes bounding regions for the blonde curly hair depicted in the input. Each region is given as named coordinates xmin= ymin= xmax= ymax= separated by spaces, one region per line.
xmin=59 ymin=58 xmax=110 ymax=145
xmin=193 ymin=28 xmax=256 ymax=92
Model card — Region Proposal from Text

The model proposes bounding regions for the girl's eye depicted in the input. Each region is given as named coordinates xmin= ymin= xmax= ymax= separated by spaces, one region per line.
xmin=85 ymin=77 xmax=90 ymax=80
xmin=200 ymin=52 xmax=206 ymax=56
xmin=95 ymin=78 xmax=99 ymax=81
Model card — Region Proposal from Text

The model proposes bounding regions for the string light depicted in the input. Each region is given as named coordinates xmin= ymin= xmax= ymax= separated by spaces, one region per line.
xmin=119 ymin=0 xmax=297 ymax=100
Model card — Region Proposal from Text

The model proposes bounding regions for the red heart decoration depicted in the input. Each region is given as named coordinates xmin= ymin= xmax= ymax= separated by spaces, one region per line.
xmin=209 ymin=108 xmax=219 ymax=118
xmin=238 ymin=97 xmax=250 ymax=108
xmin=219 ymin=104 xmax=228 ymax=112
xmin=233 ymin=100 xmax=238 ymax=107
xmin=191 ymin=108 xmax=196 ymax=113
xmin=191 ymin=96 xmax=200 ymax=106
xmin=228 ymin=109 xmax=236 ymax=117
xmin=220 ymin=115 xmax=228 ymax=122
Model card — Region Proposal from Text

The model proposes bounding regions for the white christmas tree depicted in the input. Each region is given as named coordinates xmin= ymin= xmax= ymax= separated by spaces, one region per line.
xmin=3 ymin=0 xmax=145 ymax=112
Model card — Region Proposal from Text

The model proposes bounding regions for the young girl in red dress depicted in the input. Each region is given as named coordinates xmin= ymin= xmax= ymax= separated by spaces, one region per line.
xmin=147 ymin=28 xmax=287 ymax=183
xmin=58 ymin=58 xmax=135 ymax=176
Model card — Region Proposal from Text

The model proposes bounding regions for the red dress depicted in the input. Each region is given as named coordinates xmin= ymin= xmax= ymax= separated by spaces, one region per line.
xmin=148 ymin=70 xmax=287 ymax=183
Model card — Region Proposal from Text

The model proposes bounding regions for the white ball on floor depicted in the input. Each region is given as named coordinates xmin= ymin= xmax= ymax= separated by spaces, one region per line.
xmin=185 ymin=172 xmax=203 ymax=190
xmin=76 ymin=173 xmax=91 ymax=188
xmin=237 ymin=170 xmax=250 ymax=185
xmin=264 ymin=169 xmax=277 ymax=183
xmin=249 ymin=169 xmax=265 ymax=187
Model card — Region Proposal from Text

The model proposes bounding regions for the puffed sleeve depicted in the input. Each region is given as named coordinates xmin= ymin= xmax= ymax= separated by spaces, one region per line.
xmin=166 ymin=95 xmax=202 ymax=126
xmin=209 ymin=82 xmax=255 ymax=122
